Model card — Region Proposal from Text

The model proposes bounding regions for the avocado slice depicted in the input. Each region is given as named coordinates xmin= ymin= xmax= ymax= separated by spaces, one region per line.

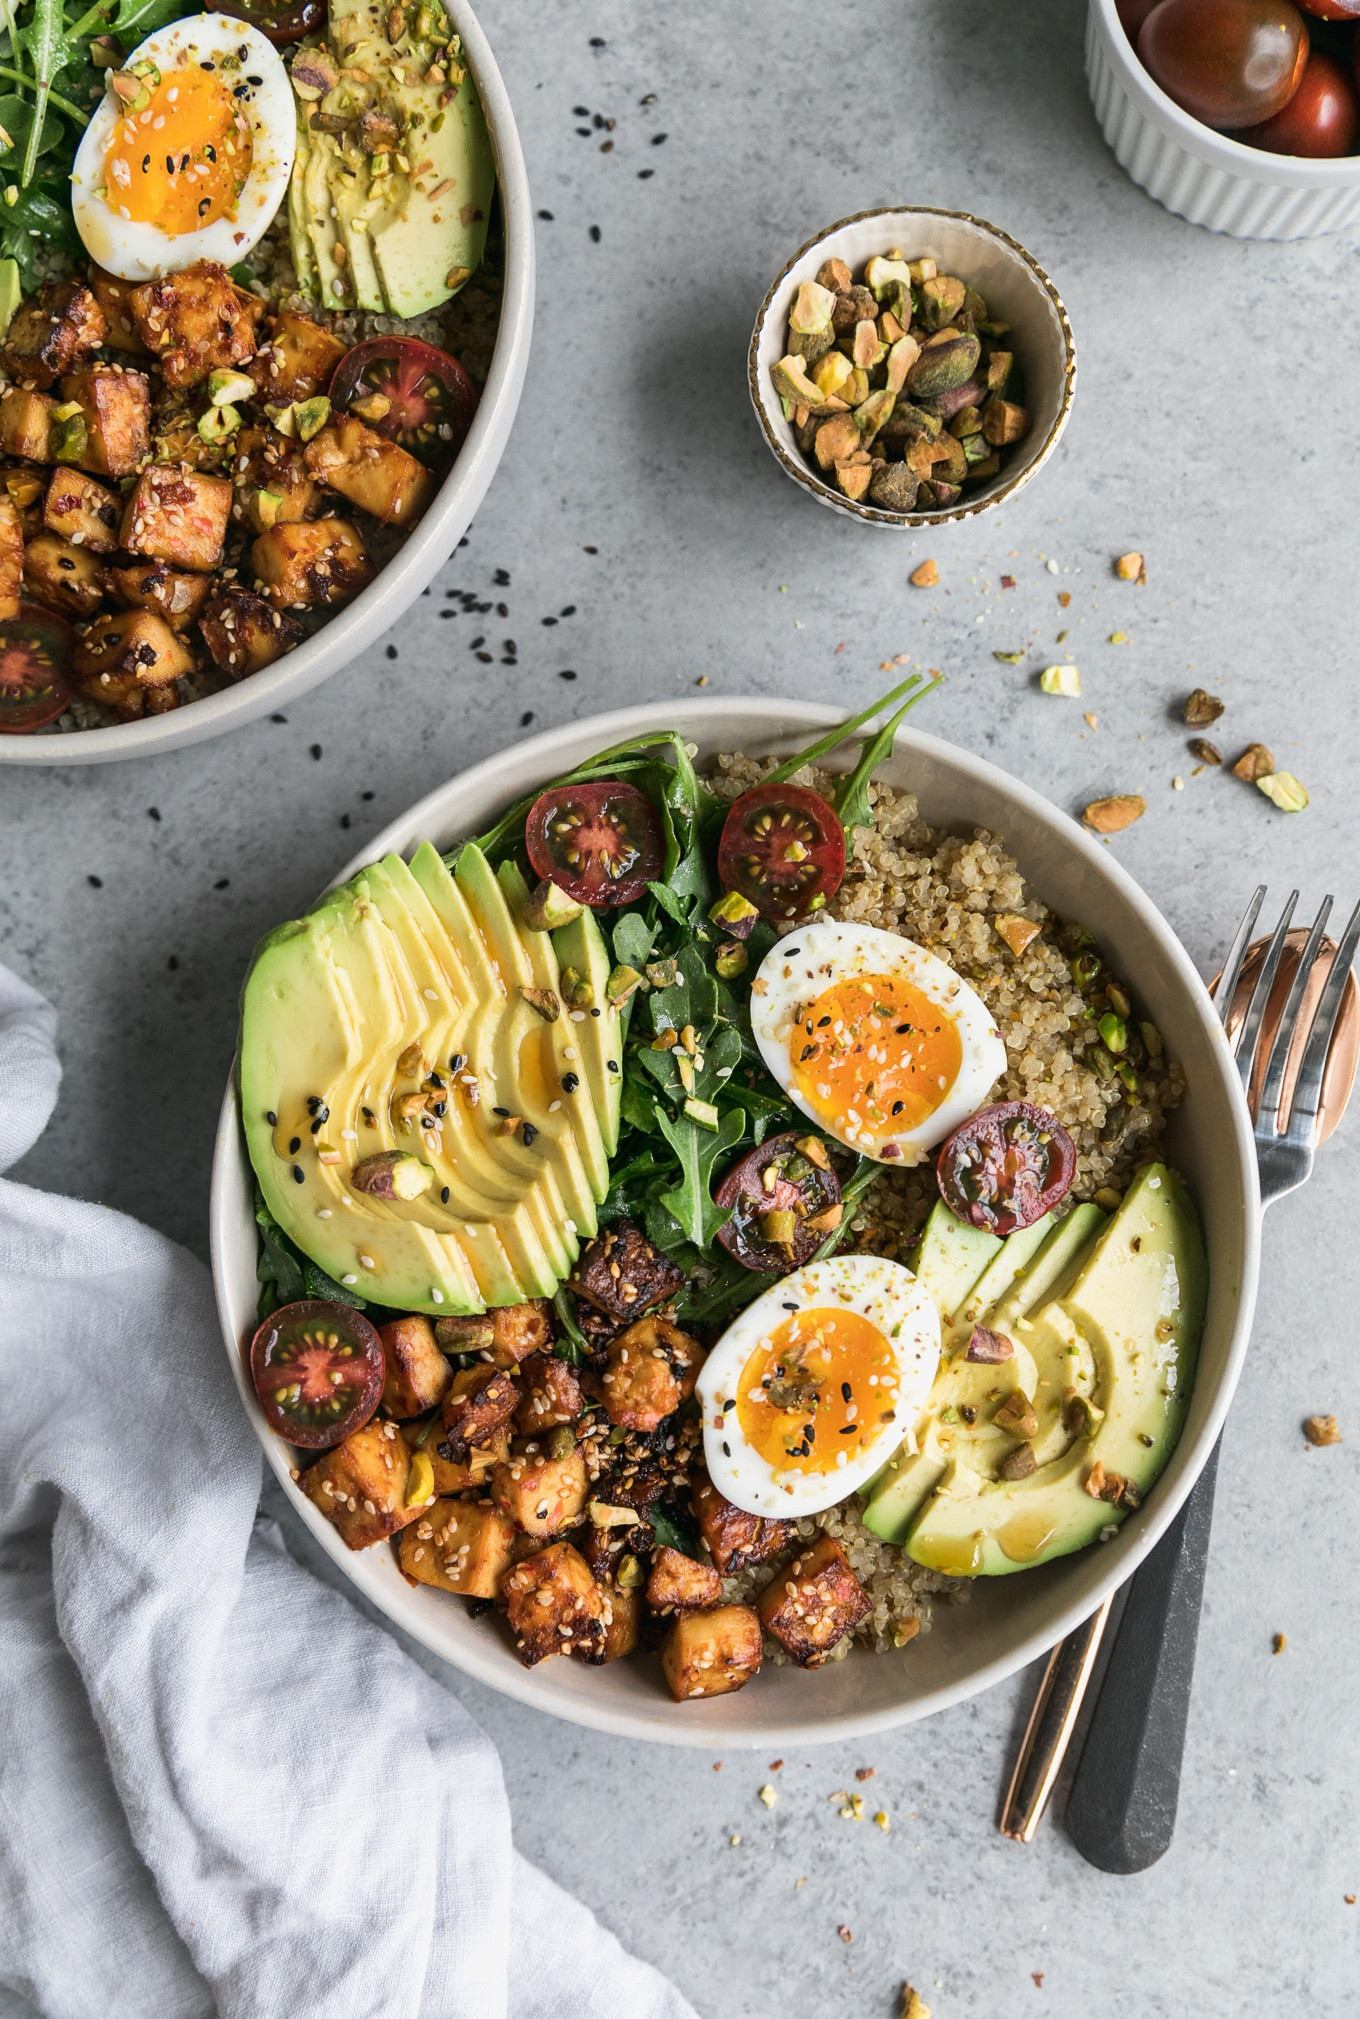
xmin=944 ymin=1212 xmax=1055 ymax=1349
xmin=902 ymin=1165 xmax=1207 ymax=1575
xmin=548 ymin=903 xmax=624 ymax=1156
xmin=985 ymin=1203 xmax=1107 ymax=1336
xmin=911 ymin=1199 xmax=1002 ymax=1325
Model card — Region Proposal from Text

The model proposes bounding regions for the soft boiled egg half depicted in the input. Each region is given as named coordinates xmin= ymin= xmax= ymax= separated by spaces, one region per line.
xmin=749 ymin=919 xmax=1007 ymax=1164
xmin=71 ymin=15 xmax=295 ymax=281
xmin=697 ymin=1255 xmax=940 ymax=1518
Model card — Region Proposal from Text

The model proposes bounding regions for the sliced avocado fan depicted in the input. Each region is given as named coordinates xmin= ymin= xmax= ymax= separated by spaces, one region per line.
xmin=239 ymin=844 xmax=624 ymax=1315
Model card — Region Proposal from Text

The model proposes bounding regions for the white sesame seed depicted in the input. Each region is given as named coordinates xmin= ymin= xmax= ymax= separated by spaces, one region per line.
xmin=341 ymin=1272 xmax=358 ymax=1284
xmin=359 ymin=1254 xmax=375 ymax=1269
xmin=431 ymin=1287 xmax=444 ymax=1303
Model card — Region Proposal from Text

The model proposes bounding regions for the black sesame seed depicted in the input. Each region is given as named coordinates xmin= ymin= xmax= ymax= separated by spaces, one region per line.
xmin=289 ymin=1136 xmax=301 ymax=1154
xmin=562 ymin=1072 xmax=579 ymax=1093
xmin=310 ymin=744 xmax=322 ymax=759
xmin=521 ymin=711 xmax=534 ymax=727
xmin=723 ymin=1398 xmax=736 ymax=1411
xmin=496 ymin=602 xmax=509 ymax=618
xmin=541 ymin=615 xmax=557 ymax=626
xmin=637 ymin=169 xmax=653 ymax=179
xmin=817 ymin=1015 xmax=831 ymax=1027
xmin=839 ymin=1424 xmax=857 ymax=1435
xmin=589 ymin=225 xmax=601 ymax=242
xmin=476 ymin=652 xmax=493 ymax=663
xmin=841 ymin=1381 xmax=853 ymax=1403
xmin=651 ymin=132 xmax=668 ymax=144
xmin=584 ymin=545 xmax=598 ymax=554
xmin=147 ymin=807 xmax=161 ymax=820
xmin=492 ymin=1106 xmax=510 ymax=1117
xmin=88 ymin=874 xmax=102 ymax=888
xmin=892 ymin=1101 xmax=905 ymax=1115
xmin=721 ymin=1441 xmax=731 ymax=1457
xmin=522 ymin=1123 xmax=538 ymax=1146
xmin=292 ymin=1165 xmax=304 ymax=1183
xmin=441 ymin=1185 xmax=450 ymax=1203
xmin=494 ymin=568 xmax=510 ymax=585
xmin=536 ymin=207 xmax=554 ymax=219
xmin=560 ymin=605 xmax=576 ymax=616
xmin=606 ymin=1058 xmax=618 ymax=1072
xmin=266 ymin=1110 xmax=278 ymax=1125
xmin=310 ymin=1116 xmax=324 ymax=1134
xmin=469 ymin=634 xmax=485 ymax=648
xmin=559 ymin=669 xmax=577 ymax=681
xmin=449 ymin=1054 xmax=465 ymax=1071
xmin=782 ymin=1301 xmax=799 ymax=1311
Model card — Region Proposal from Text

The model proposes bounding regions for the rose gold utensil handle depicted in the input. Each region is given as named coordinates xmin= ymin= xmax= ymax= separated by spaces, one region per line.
xmin=999 ymin=1596 xmax=1113 ymax=1842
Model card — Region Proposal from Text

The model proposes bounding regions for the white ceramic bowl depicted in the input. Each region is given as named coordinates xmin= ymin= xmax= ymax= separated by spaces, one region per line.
xmin=210 ymin=698 xmax=1260 ymax=1749
xmin=747 ymin=207 xmax=1076 ymax=530
xmin=0 ymin=0 xmax=533 ymax=769
xmin=1087 ymin=0 xmax=1360 ymax=239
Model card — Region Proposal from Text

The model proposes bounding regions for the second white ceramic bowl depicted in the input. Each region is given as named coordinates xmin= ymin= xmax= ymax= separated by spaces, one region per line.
xmin=748 ymin=207 xmax=1076 ymax=530
xmin=211 ymin=699 xmax=1259 ymax=1749
xmin=1087 ymin=0 xmax=1360 ymax=240
xmin=0 ymin=0 xmax=534 ymax=768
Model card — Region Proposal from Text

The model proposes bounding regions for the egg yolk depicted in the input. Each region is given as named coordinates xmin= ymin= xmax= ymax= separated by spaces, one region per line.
xmin=103 ymin=68 xmax=252 ymax=234
xmin=789 ymin=973 xmax=962 ymax=1141
xmin=736 ymin=1307 xmax=900 ymax=1476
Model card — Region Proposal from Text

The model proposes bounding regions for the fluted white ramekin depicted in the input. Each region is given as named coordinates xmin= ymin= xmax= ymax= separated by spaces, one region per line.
xmin=1087 ymin=0 xmax=1360 ymax=240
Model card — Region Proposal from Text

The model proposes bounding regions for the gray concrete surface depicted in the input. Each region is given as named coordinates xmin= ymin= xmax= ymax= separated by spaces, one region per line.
xmin=3 ymin=1 xmax=1358 ymax=2011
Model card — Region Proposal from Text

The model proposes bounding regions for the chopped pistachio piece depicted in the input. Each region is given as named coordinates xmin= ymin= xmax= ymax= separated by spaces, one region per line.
xmin=1232 ymin=742 xmax=1275 ymax=784
xmin=1039 ymin=664 xmax=1081 ymax=697
xmin=1184 ymin=687 xmax=1224 ymax=725
xmin=1257 ymin=771 xmax=1308 ymax=812
xmin=1083 ymin=794 xmax=1146 ymax=834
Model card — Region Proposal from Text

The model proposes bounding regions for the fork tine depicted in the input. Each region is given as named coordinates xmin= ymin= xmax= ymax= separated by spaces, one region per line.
xmin=1233 ymin=889 xmax=1298 ymax=1096
xmin=1284 ymin=895 xmax=1360 ymax=1144
xmin=1212 ymin=884 xmax=1267 ymax=1033
xmin=1257 ymin=896 xmax=1332 ymax=1136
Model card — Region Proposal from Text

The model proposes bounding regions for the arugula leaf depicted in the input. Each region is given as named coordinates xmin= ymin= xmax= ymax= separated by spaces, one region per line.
xmin=253 ymin=1188 xmax=305 ymax=1318
xmin=649 ymin=1500 xmax=701 ymax=1558
xmin=810 ymin=1156 xmax=881 ymax=1264
xmin=612 ymin=909 xmax=654 ymax=971
xmin=674 ymin=1254 xmax=767 ymax=1330
xmin=834 ymin=673 xmax=944 ymax=833
xmin=762 ymin=675 xmax=933 ymax=790
xmin=618 ymin=1067 xmax=663 ymax=1137
xmin=14 ymin=0 xmax=75 ymax=186
xmin=646 ymin=879 xmax=690 ymax=928
xmin=654 ymin=1103 xmax=745 ymax=1249
xmin=105 ymin=0 xmax=187 ymax=39
xmin=552 ymin=1288 xmax=587 ymax=1365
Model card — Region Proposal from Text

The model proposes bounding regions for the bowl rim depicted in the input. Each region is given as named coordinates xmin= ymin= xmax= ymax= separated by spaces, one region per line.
xmin=210 ymin=696 xmax=1260 ymax=1748
xmin=0 ymin=0 xmax=535 ymax=769
xmin=746 ymin=205 xmax=1077 ymax=531
xmin=1089 ymin=0 xmax=1360 ymax=185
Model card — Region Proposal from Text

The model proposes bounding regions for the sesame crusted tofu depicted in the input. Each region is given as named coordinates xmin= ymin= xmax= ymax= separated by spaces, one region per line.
xmin=303 ymin=414 xmax=434 ymax=526
xmin=572 ymin=1218 xmax=686 ymax=1324
xmin=120 ymin=465 xmax=233 ymax=574
xmin=661 ymin=1605 xmax=763 ymax=1701
xmin=251 ymin=517 xmax=372 ymax=609
xmin=378 ymin=1313 xmax=453 ymax=1419
xmin=601 ymin=1316 xmax=702 ymax=1433
xmin=756 ymin=1534 xmax=872 ymax=1668
xmin=600 ymin=1581 xmax=643 ymax=1661
xmin=247 ymin=308 xmax=347 ymax=404
xmin=108 ymin=561 xmax=213 ymax=634
xmin=646 ymin=1545 xmax=722 ymax=1614
xmin=0 ymin=497 xmax=22 ymax=621
xmin=0 ymin=386 xmax=55 ymax=461
xmin=491 ymin=1442 xmax=589 ymax=1538
xmin=692 ymin=1476 xmax=797 ymax=1577
xmin=127 ymin=260 xmax=265 ymax=391
xmin=501 ymin=1541 xmax=609 ymax=1666
xmin=24 ymin=532 xmax=105 ymax=620
xmin=514 ymin=1352 xmax=584 ymax=1436
xmin=300 ymin=1417 xmax=431 ymax=1551
xmin=439 ymin=1363 xmax=521 ymax=1459
xmin=42 ymin=467 xmax=121 ymax=553
xmin=399 ymin=1497 xmax=516 ymax=1599
xmin=0 ymin=279 xmax=106 ymax=388
xmin=198 ymin=585 xmax=299 ymax=677
xmin=55 ymin=367 xmax=151 ymax=479
xmin=434 ymin=1298 xmax=553 ymax=1370
xmin=72 ymin=609 xmax=194 ymax=720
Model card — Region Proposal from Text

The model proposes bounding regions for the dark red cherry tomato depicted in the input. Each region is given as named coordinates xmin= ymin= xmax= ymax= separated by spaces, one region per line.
xmin=0 ymin=603 xmax=75 ymax=733
xmin=1116 ymin=0 xmax=1163 ymax=40
xmin=1238 ymin=45 xmax=1359 ymax=150
xmin=525 ymin=780 xmax=664 ymax=908
xmin=1138 ymin=0 xmax=1308 ymax=127
xmin=329 ymin=336 xmax=478 ymax=467
xmin=1295 ymin=0 xmax=1360 ymax=17
xmin=715 ymin=1131 xmax=843 ymax=1274
xmin=936 ymin=1101 xmax=1076 ymax=1237
xmin=716 ymin=783 xmax=846 ymax=924
xmin=250 ymin=1298 xmax=384 ymax=1448
xmin=213 ymin=0 xmax=325 ymax=43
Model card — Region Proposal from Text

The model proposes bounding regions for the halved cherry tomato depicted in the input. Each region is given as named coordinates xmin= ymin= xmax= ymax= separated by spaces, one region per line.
xmin=936 ymin=1101 xmax=1076 ymax=1237
xmin=213 ymin=0 xmax=325 ymax=43
xmin=525 ymin=780 xmax=664 ymax=908
xmin=1239 ymin=46 xmax=1359 ymax=152
xmin=715 ymin=1131 xmax=842 ymax=1274
xmin=715 ymin=783 xmax=846 ymax=924
xmin=329 ymin=336 xmax=478 ymax=467
xmin=250 ymin=1298 xmax=384 ymax=1448
xmin=0 ymin=603 xmax=76 ymax=734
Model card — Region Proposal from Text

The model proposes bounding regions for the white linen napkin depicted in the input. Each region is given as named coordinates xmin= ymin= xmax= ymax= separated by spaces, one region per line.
xmin=0 ymin=962 xmax=696 ymax=2019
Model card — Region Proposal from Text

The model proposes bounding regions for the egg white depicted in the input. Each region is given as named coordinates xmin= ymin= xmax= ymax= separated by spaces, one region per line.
xmin=749 ymin=919 xmax=1007 ymax=1163
xmin=71 ymin=16 xmax=294 ymax=281
xmin=696 ymin=1254 xmax=940 ymax=1518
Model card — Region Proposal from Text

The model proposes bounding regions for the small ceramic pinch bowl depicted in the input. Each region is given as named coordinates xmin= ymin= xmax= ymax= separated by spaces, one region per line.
xmin=748 ymin=206 xmax=1076 ymax=530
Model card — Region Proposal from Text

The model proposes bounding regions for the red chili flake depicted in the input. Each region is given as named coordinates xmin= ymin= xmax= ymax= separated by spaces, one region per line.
xmin=1058 ymin=591 xmax=1072 ymax=608
xmin=1000 ymin=574 xmax=1016 ymax=589
xmin=855 ymin=1766 xmax=876 ymax=1781
xmin=1032 ymin=1972 xmax=1045 ymax=1987
xmin=838 ymin=1926 xmax=853 ymax=1944
xmin=769 ymin=1759 xmax=784 ymax=1771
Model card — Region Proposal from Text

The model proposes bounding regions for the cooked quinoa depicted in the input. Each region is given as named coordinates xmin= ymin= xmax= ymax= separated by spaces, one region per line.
xmin=706 ymin=748 xmax=1187 ymax=1658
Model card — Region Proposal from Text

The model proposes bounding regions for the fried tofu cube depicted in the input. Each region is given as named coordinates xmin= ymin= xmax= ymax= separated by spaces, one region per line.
xmin=514 ymin=1352 xmax=584 ymax=1436
xmin=646 ymin=1545 xmax=722 ymax=1614
xmin=501 ymin=1541 xmax=608 ymax=1666
xmin=572 ymin=1217 xmax=686 ymax=1323
xmin=399 ymin=1497 xmax=517 ymax=1598
xmin=0 ymin=497 xmax=21 ymax=620
xmin=300 ymin=1418 xmax=428 ymax=1550
xmin=42 ymin=467 xmax=121 ymax=553
xmin=120 ymin=464 xmax=233 ymax=572
xmin=756 ymin=1534 xmax=871 ymax=1669
xmin=491 ymin=1443 xmax=588 ymax=1539
xmin=0 ymin=387 xmax=55 ymax=462
xmin=2 ymin=464 xmax=47 ymax=532
xmin=429 ymin=1425 xmax=507 ymax=1495
xmin=303 ymin=415 xmax=434 ymax=526
xmin=73 ymin=609 xmax=193 ymax=719
xmin=440 ymin=1364 xmax=521 ymax=1459
xmin=692 ymin=1476 xmax=796 ymax=1576
xmin=251 ymin=518 xmax=371 ymax=608
xmin=435 ymin=1299 xmax=552 ymax=1370
xmin=89 ymin=266 xmax=150 ymax=353
xmin=108 ymin=560 xmax=212 ymax=634
xmin=229 ymin=423 xmax=318 ymax=529
xmin=127 ymin=259 xmax=264 ymax=391
xmin=661 ymin=1605 xmax=763 ymax=1701
xmin=0 ymin=280 xmax=106 ymax=388
xmin=24 ymin=532 xmax=106 ymax=620
xmin=600 ymin=1582 xmax=642 ymax=1662
xmin=602 ymin=1317 xmax=702 ymax=1433
xmin=56 ymin=369 xmax=151 ymax=479
xmin=379 ymin=1314 xmax=452 ymax=1419
xmin=200 ymin=584 xmax=299 ymax=679
xmin=248 ymin=309 xmax=347 ymax=402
